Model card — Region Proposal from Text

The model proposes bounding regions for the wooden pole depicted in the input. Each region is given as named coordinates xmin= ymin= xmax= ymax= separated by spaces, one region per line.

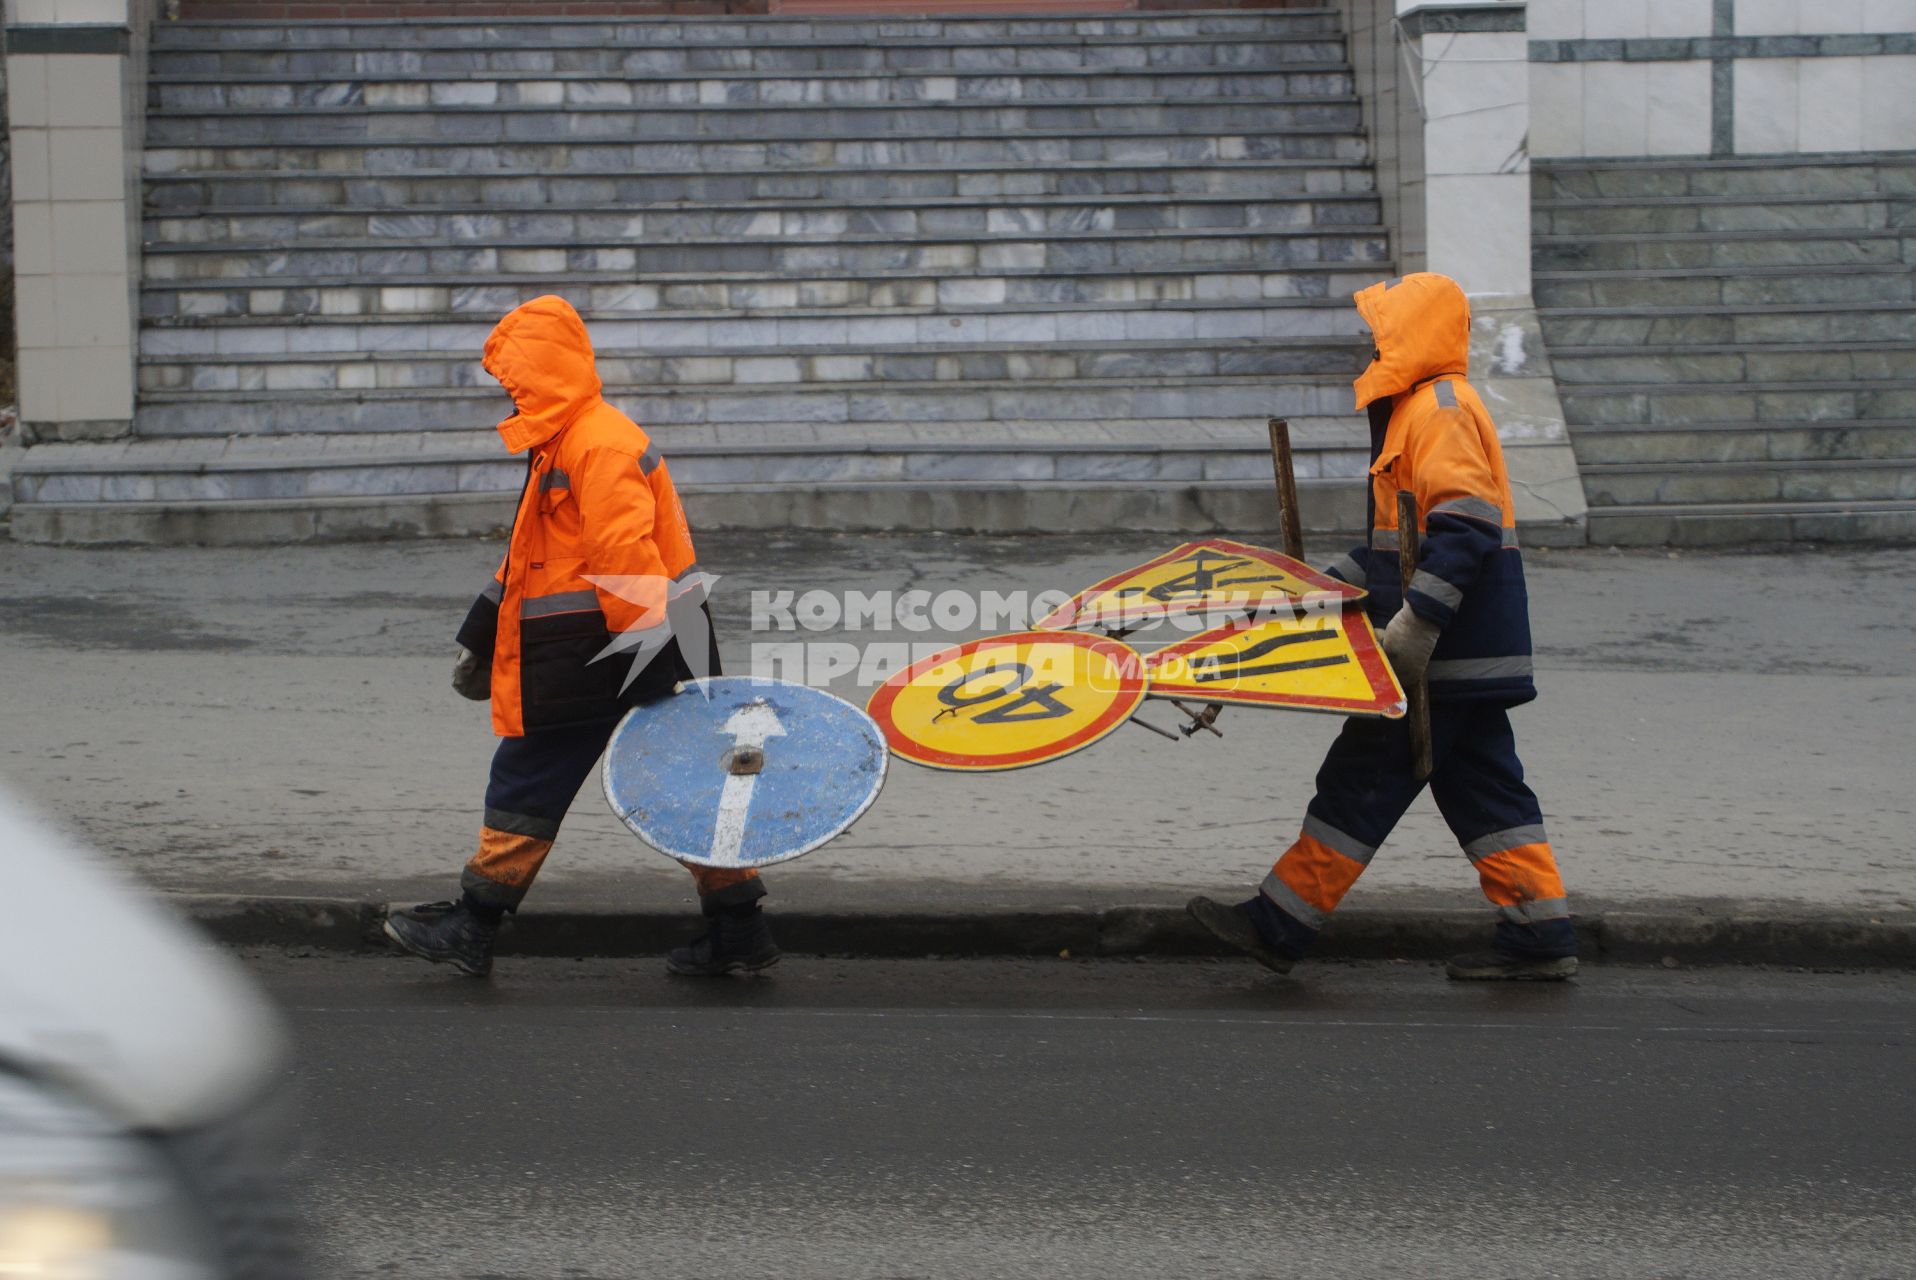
xmin=1396 ymin=489 xmax=1434 ymax=781
xmin=1267 ymin=417 xmax=1305 ymax=561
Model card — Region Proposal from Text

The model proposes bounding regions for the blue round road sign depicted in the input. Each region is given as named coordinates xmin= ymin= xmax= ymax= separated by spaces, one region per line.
xmin=601 ymin=677 xmax=888 ymax=869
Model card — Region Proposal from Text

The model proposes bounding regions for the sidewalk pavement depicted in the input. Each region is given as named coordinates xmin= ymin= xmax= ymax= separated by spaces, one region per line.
xmin=1 ymin=531 xmax=1912 ymax=967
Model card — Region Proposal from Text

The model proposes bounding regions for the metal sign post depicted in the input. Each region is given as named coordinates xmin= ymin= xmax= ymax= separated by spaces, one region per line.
xmin=1396 ymin=490 xmax=1435 ymax=781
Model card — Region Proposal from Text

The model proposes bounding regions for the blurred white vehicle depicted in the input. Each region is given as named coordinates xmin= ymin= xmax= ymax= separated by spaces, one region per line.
xmin=0 ymin=791 xmax=304 ymax=1278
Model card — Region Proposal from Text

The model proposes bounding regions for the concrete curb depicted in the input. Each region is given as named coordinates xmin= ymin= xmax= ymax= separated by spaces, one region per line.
xmin=172 ymin=894 xmax=1916 ymax=970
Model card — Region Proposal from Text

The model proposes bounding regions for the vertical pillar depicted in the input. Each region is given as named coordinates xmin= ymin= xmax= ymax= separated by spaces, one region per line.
xmin=1377 ymin=2 xmax=1588 ymax=540
xmin=5 ymin=0 xmax=140 ymax=444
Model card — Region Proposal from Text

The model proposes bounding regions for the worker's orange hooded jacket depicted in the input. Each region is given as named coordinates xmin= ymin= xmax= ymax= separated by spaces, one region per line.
xmin=455 ymin=296 xmax=711 ymax=737
xmin=1323 ymin=273 xmax=1536 ymax=705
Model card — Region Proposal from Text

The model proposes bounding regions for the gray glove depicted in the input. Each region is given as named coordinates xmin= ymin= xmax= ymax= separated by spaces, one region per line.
xmin=452 ymin=646 xmax=490 ymax=701
xmin=1380 ymin=606 xmax=1441 ymax=687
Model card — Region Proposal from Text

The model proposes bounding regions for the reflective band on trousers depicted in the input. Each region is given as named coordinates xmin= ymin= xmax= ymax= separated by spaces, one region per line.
xmin=1260 ymin=872 xmax=1327 ymax=929
xmin=1409 ymin=569 xmax=1464 ymax=610
xmin=1428 ymin=655 xmax=1534 ymax=682
xmin=1429 ymin=495 xmax=1501 ymax=524
xmin=1327 ymin=552 xmax=1367 ymax=588
xmin=639 ymin=444 xmax=662 ymax=475
xmin=481 ymin=579 xmax=504 ymax=603
xmin=1373 ymin=526 xmax=1520 ymax=551
xmin=521 ymin=589 xmax=601 ymax=619
xmin=1303 ymin=813 xmax=1378 ymax=866
xmin=1462 ymin=824 xmax=1550 ymax=863
xmin=483 ymin=806 xmax=561 ymax=842
xmin=1498 ymin=896 xmax=1570 ymax=924
xmin=540 ymin=469 xmax=571 ymax=492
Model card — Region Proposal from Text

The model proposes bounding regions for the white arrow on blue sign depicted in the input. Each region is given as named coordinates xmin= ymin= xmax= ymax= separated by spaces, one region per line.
xmin=601 ymin=676 xmax=888 ymax=869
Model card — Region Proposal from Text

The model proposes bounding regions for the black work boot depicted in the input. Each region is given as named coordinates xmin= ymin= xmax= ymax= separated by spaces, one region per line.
xmin=666 ymin=904 xmax=780 ymax=977
xmin=383 ymin=900 xmax=499 ymax=978
xmin=1187 ymin=896 xmax=1295 ymax=976
xmin=1446 ymin=950 xmax=1578 ymax=981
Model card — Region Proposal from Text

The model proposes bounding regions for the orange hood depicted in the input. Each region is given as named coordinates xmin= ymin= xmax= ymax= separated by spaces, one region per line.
xmin=1351 ymin=273 xmax=1471 ymax=410
xmin=483 ymin=295 xmax=605 ymax=454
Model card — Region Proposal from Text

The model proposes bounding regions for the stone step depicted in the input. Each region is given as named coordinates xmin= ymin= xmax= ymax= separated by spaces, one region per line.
xmin=144 ymin=158 xmax=1379 ymax=209
xmin=137 ymin=336 xmax=1371 ymax=394
xmin=149 ymin=66 xmax=1356 ymax=111
xmin=146 ymin=192 xmax=1385 ymax=246
xmin=144 ymin=128 xmax=1371 ymax=175
xmin=1534 ymin=264 xmax=1915 ymax=309
xmin=149 ymin=13 xmax=1345 ymax=49
xmin=1532 ymin=155 xmax=1916 ymax=202
xmin=148 ymin=36 xmax=1353 ymax=78
xmin=140 ymin=226 xmax=1393 ymax=284
xmin=139 ymin=303 xmax=1371 ymax=353
xmin=1567 ymin=420 xmax=1916 ymax=466
xmin=141 ymin=262 xmax=1390 ymax=321
xmin=1533 ymin=229 xmax=1911 ymax=273
xmin=1550 ymin=341 xmax=1916 ymax=387
xmin=132 ymin=374 xmax=1354 ymax=435
xmin=1577 ymin=457 xmax=1916 ymax=509
xmin=12 ymin=418 xmax=1365 ymax=506
xmin=1532 ymin=194 xmax=1913 ymax=237
xmin=142 ymin=97 xmax=1364 ymax=148
xmin=1586 ymin=499 xmax=1916 ymax=548
xmin=1539 ymin=303 xmax=1916 ymax=347
xmin=1559 ymin=380 xmax=1916 ymax=427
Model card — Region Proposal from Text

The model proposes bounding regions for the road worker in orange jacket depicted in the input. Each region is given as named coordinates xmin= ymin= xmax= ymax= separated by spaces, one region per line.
xmin=1190 ymin=272 xmax=1578 ymax=980
xmin=383 ymin=295 xmax=778 ymax=979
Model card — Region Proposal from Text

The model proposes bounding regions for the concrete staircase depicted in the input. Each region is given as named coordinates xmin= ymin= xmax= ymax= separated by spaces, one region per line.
xmin=11 ymin=11 xmax=1393 ymax=544
xmin=1534 ymin=154 xmax=1916 ymax=547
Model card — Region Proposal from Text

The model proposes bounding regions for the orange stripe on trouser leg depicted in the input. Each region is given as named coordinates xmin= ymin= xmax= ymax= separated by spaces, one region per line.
xmin=466 ymin=827 xmax=554 ymax=893
xmin=683 ymin=863 xmax=761 ymax=898
xmin=1271 ymin=833 xmax=1369 ymax=919
xmin=1474 ymin=842 xmax=1567 ymax=911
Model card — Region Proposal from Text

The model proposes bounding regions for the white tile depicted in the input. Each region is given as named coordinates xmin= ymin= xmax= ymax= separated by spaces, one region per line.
xmin=1426 ymin=173 xmax=1530 ymax=296
xmin=1811 ymin=0 xmax=1868 ymax=30
xmin=1798 ymin=57 xmax=1866 ymax=150
xmin=1861 ymin=55 xmax=1916 ymax=148
xmin=50 ymin=199 xmax=128 ymax=275
xmin=11 ymin=202 xmax=53 ymax=276
xmin=1734 ymin=57 xmax=1800 ymax=152
xmin=1862 ymin=0 xmax=1916 ymax=32
xmin=1422 ymin=33 xmax=1528 ymax=173
xmin=1644 ymin=60 xmax=1714 ymax=154
xmin=1526 ymin=0 xmax=1583 ymax=40
xmin=1648 ymin=0 xmax=1714 ymax=36
xmin=16 ymin=348 xmax=61 ymax=420
xmin=5 ymin=0 xmax=60 ymax=23
xmin=13 ymin=275 xmax=57 ymax=346
xmin=56 ymin=0 xmax=129 ymax=21
xmin=58 ymin=346 xmax=135 ymax=422
xmin=6 ymin=54 xmax=48 ymax=129
xmin=45 ymin=54 xmax=121 ymax=129
xmin=1583 ymin=0 xmax=1648 ymax=38
xmin=10 ymin=127 xmax=50 ymax=201
xmin=53 ymin=274 xmax=132 ymax=349
xmin=1736 ymin=0 xmax=1799 ymax=35
xmin=1582 ymin=61 xmax=1649 ymax=154
xmin=1528 ymin=63 xmax=1583 ymax=156
xmin=48 ymin=126 xmax=126 ymax=201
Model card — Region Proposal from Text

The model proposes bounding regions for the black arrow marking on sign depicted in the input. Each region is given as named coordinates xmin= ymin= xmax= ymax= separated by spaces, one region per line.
xmin=1194 ymin=652 xmax=1352 ymax=683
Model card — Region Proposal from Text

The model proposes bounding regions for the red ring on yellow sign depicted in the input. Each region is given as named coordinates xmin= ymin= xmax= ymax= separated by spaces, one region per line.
xmin=867 ymin=630 xmax=1147 ymax=771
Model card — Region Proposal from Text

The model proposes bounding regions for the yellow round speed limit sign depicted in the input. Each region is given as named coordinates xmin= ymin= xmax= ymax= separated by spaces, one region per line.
xmin=867 ymin=631 xmax=1147 ymax=771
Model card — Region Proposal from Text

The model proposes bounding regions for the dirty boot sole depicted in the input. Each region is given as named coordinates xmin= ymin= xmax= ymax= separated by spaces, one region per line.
xmin=1445 ymin=953 xmax=1578 ymax=982
xmin=1186 ymin=896 xmax=1294 ymax=976
xmin=665 ymin=949 xmax=782 ymax=978
xmin=382 ymin=917 xmax=492 ymax=978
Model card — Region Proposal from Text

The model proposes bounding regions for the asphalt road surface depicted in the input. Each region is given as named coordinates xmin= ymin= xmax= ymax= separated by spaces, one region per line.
xmin=256 ymin=954 xmax=1916 ymax=1280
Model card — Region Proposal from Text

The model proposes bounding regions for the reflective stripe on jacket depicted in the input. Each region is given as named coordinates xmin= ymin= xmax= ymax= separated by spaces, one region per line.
xmin=1324 ymin=273 xmax=1536 ymax=706
xmin=454 ymin=295 xmax=708 ymax=737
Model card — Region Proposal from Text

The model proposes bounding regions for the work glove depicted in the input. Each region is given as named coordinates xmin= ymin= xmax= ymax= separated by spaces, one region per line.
xmin=452 ymin=646 xmax=491 ymax=701
xmin=1380 ymin=606 xmax=1441 ymax=687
